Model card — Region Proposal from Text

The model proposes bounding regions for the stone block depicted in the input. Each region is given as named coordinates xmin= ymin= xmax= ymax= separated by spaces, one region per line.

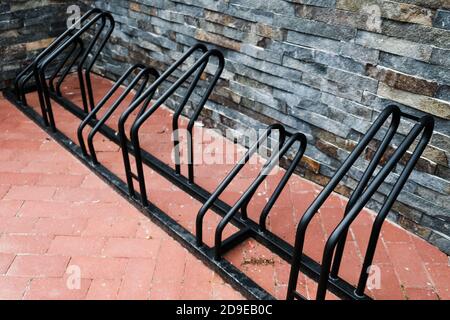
xmin=337 ymin=0 xmax=433 ymax=26
xmin=314 ymin=50 xmax=366 ymax=74
xmin=380 ymin=52 xmax=450 ymax=86
xmin=326 ymin=67 xmax=378 ymax=93
xmin=382 ymin=19 xmax=450 ymax=49
xmin=356 ymin=30 xmax=432 ymax=62
xmin=366 ymin=64 xmax=439 ymax=97
xmin=378 ymin=83 xmax=450 ymax=119
xmin=239 ymin=43 xmax=282 ymax=64
xmin=433 ymin=9 xmax=450 ymax=31
xmin=204 ymin=9 xmax=251 ymax=32
xmin=274 ymin=15 xmax=356 ymax=41
xmin=25 ymin=37 xmax=54 ymax=51
xmin=225 ymin=3 xmax=275 ymax=24
xmin=195 ymin=29 xmax=241 ymax=51
xmin=288 ymin=0 xmax=337 ymax=8
xmin=430 ymin=48 xmax=450 ymax=69
xmin=229 ymin=0 xmax=296 ymax=15
xmin=428 ymin=231 xmax=450 ymax=255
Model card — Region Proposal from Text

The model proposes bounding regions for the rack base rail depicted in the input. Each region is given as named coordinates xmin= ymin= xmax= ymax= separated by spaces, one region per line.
xmin=3 ymin=7 xmax=435 ymax=301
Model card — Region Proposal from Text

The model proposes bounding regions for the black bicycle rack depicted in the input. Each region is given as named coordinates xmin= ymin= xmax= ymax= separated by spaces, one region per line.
xmin=195 ymin=124 xmax=307 ymax=260
xmin=14 ymin=8 xmax=115 ymax=131
xmin=287 ymin=106 xmax=434 ymax=300
xmin=77 ymin=63 xmax=160 ymax=164
xmin=3 ymin=8 xmax=435 ymax=300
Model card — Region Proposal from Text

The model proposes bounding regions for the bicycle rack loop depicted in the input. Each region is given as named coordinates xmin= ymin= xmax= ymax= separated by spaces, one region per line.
xmin=196 ymin=124 xmax=308 ymax=260
xmin=14 ymin=8 xmax=115 ymax=130
xmin=77 ymin=64 xmax=160 ymax=164
xmin=4 ymin=7 xmax=435 ymax=300
xmin=286 ymin=106 xmax=434 ymax=300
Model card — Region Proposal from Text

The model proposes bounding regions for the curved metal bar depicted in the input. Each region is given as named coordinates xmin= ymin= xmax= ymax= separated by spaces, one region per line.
xmin=16 ymin=30 xmax=87 ymax=117
xmin=130 ymin=49 xmax=224 ymax=207
xmin=184 ymin=55 xmax=225 ymax=184
xmin=329 ymin=111 xmax=401 ymax=279
xmin=213 ymin=132 xmax=307 ymax=260
xmin=354 ymin=114 xmax=434 ymax=297
xmin=16 ymin=36 xmax=80 ymax=107
xmin=55 ymin=39 xmax=85 ymax=96
xmin=118 ymin=43 xmax=207 ymax=198
xmin=259 ymin=134 xmax=308 ymax=231
xmin=172 ymin=60 xmax=209 ymax=180
xmin=239 ymin=131 xmax=289 ymax=221
xmin=75 ymin=15 xmax=108 ymax=113
xmin=315 ymin=114 xmax=434 ymax=300
xmin=77 ymin=64 xmax=148 ymax=157
xmin=14 ymin=8 xmax=103 ymax=104
xmin=196 ymin=123 xmax=286 ymax=247
xmin=286 ymin=105 xmax=402 ymax=300
xmin=35 ymin=11 xmax=114 ymax=131
xmin=86 ymin=67 xmax=158 ymax=164
xmin=48 ymin=37 xmax=84 ymax=94
xmin=76 ymin=14 xmax=115 ymax=112
xmin=48 ymin=41 xmax=77 ymax=92
xmin=85 ymin=18 xmax=115 ymax=112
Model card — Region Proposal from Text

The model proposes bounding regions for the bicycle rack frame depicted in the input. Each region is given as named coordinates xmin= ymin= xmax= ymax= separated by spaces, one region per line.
xmin=196 ymin=124 xmax=308 ymax=260
xmin=118 ymin=43 xmax=212 ymax=200
xmin=14 ymin=8 xmax=115 ymax=131
xmin=3 ymin=8 xmax=436 ymax=301
xmin=286 ymin=105 xmax=434 ymax=300
xmin=77 ymin=64 xmax=160 ymax=164
xmin=124 ymin=48 xmax=225 ymax=206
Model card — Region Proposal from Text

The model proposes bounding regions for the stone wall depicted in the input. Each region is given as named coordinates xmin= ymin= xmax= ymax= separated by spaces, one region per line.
xmin=4 ymin=0 xmax=450 ymax=254
xmin=0 ymin=0 xmax=70 ymax=89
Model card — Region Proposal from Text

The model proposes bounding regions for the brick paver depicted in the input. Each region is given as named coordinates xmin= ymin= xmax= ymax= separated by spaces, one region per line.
xmin=0 ymin=74 xmax=449 ymax=300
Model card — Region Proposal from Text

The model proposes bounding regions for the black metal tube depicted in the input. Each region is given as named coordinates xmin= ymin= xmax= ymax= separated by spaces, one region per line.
xmin=184 ymin=59 xmax=225 ymax=184
xmin=315 ymin=114 xmax=434 ymax=300
xmin=213 ymin=132 xmax=307 ymax=260
xmin=239 ymin=131 xmax=287 ymax=221
xmin=16 ymin=39 xmax=74 ymax=106
xmin=129 ymin=49 xmax=224 ymax=207
xmin=86 ymin=67 xmax=155 ymax=164
xmin=77 ymin=64 xmax=147 ymax=157
xmin=259 ymin=135 xmax=307 ymax=231
xmin=54 ymin=39 xmax=85 ymax=96
xmin=35 ymin=12 xmax=114 ymax=131
xmin=286 ymin=105 xmax=401 ymax=300
xmin=14 ymin=8 xmax=103 ymax=102
xmin=354 ymin=115 xmax=434 ymax=297
xmin=75 ymin=15 xmax=108 ymax=113
xmin=195 ymin=124 xmax=285 ymax=247
xmin=80 ymin=16 xmax=115 ymax=112
xmin=19 ymin=35 xmax=83 ymax=123
xmin=329 ymin=111 xmax=401 ymax=279
xmin=172 ymin=60 xmax=209 ymax=180
xmin=118 ymin=44 xmax=207 ymax=198
xmin=48 ymin=38 xmax=80 ymax=92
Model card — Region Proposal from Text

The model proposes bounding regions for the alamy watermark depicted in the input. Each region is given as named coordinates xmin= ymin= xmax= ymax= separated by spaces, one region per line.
xmin=66 ymin=4 xmax=81 ymax=29
xmin=366 ymin=265 xmax=382 ymax=290
xmin=66 ymin=265 xmax=81 ymax=290
xmin=171 ymin=127 xmax=282 ymax=175
xmin=362 ymin=4 xmax=382 ymax=33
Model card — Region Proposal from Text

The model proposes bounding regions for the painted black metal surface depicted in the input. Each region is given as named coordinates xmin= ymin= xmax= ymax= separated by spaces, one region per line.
xmin=286 ymin=106 xmax=434 ymax=300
